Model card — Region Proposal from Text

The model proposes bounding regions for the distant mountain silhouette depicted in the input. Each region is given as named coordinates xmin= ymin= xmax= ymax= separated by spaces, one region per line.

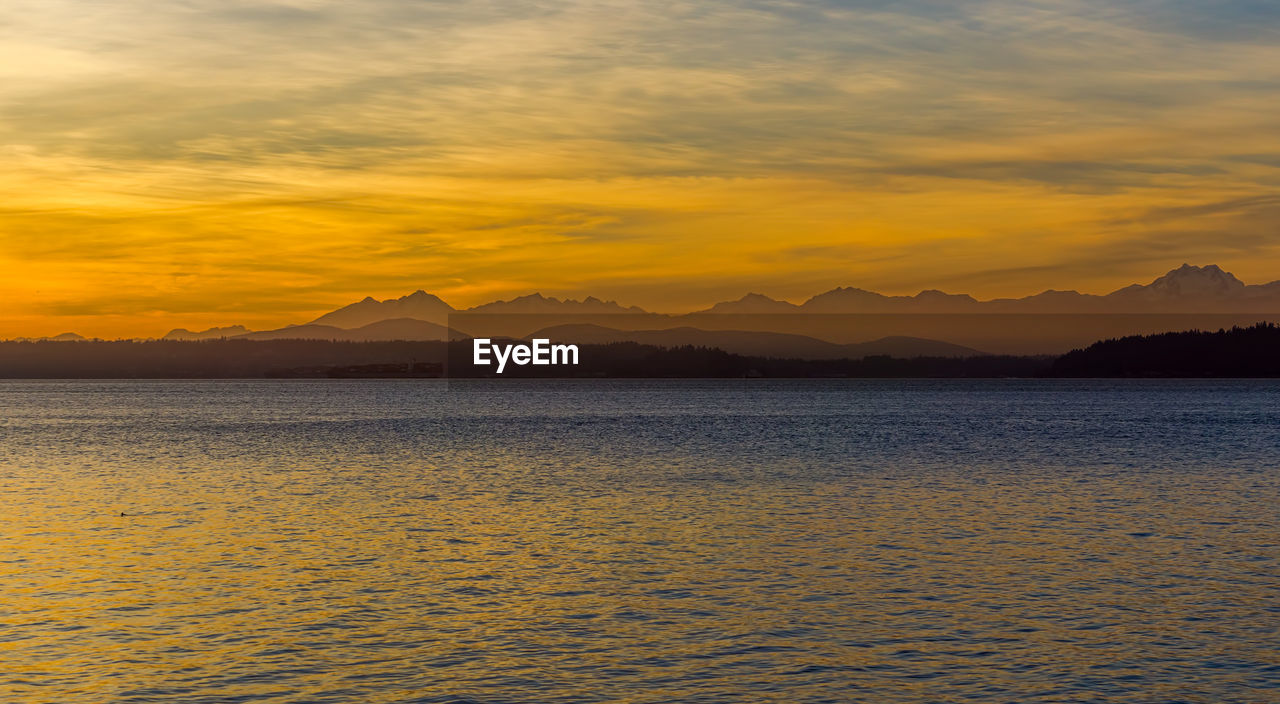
xmin=1101 ymin=264 xmax=1268 ymax=310
xmin=299 ymin=291 xmax=646 ymax=331
xmin=695 ymin=293 xmax=801 ymax=314
xmin=13 ymin=264 xmax=1277 ymax=350
xmin=163 ymin=325 xmax=251 ymax=340
xmin=307 ymin=290 xmax=456 ymax=328
xmin=526 ymin=324 xmax=983 ymax=359
xmin=791 ymin=265 xmax=1280 ymax=314
xmin=10 ymin=332 xmax=91 ymax=343
xmin=292 ymin=265 xmax=1280 ymax=336
xmin=800 ymin=287 xmax=981 ymax=313
xmin=235 ymin=318 xmax=465 ymax=342
xmin=464 ymin=293 xmax=647 ymax=315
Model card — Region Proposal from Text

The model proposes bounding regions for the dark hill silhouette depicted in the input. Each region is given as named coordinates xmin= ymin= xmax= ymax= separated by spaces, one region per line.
xmin=1048 ymin=323 xmax=1280 ymax=377
xmin=0 ymin=339 xmax=1038 ymax=378
xmin=851 ymin=336 xmax=984 ymax=358
xmin=525 ymin=324 xmax=984 ymax=359
xmin=4 ymin=324 xmax=1280 ymax=377
xmin=447 ymin=341 xmax=1046 ymax=378
xmin=234 ymin=318 xmax=467 ymax=342
xmin=0 ymin=339 xmax=449 ymax=378
xmin=163 ymin=325 xmax=251 ymax=340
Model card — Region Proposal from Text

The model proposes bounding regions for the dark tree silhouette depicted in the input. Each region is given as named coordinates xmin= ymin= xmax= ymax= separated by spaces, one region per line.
xmin=0 ymin=339 xmax=448 ymax=378
xmin=1048 ymin=323 xmax=1280 ymax=377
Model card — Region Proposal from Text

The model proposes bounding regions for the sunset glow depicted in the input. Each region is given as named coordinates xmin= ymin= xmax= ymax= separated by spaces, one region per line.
xmin=4 ymin=1 xmax=1280 ymax=337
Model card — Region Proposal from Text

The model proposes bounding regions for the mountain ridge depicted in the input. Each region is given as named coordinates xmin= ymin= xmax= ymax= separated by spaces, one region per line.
xmin=300 ymin=263 xmax=1280 ymax=324
xmin=17 ymin=264 xmax=1280 ymax=343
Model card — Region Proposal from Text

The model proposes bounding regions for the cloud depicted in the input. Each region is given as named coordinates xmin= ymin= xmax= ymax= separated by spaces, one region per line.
xmin=2 ymin=0 xmax=1280 ymax=334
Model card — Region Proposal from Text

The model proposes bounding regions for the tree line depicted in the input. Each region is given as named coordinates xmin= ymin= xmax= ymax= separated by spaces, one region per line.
xmin=2 ymin=324 xmax=1277 ymax=377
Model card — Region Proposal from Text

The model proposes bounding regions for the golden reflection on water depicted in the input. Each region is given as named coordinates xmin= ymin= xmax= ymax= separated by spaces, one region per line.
xmin=1 ymin=380 xmax=1278 ymax=702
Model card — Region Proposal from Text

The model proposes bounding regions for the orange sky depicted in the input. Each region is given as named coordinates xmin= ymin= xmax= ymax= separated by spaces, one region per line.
xmin=3 ymin=1 xmax=1280 ymax=338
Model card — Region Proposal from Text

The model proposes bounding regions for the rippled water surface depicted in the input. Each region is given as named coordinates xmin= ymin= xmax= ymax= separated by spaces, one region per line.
xmin=2 ymin=379 xmax=1278 ymax=703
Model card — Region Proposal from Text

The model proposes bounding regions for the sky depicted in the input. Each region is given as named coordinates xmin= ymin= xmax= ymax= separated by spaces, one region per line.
xmin=2 ymin=0 xmax=1279 ymax=337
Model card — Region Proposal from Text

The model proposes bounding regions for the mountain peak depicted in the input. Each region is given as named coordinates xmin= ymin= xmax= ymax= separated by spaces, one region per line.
xmin=799 ymin=286 xmax=894 ymax=312
xmin=1110 ymin=263 xmax=1246 ymax=302
xmin=400 ymin=290 xmax=450 ymax=304
xmin=915 ymin=289 xmax=976 ymax=302
xmin=307 ymin=290 xmax=457 ymax=328
xmin=695 ymin=292 xmax=799 ymax=314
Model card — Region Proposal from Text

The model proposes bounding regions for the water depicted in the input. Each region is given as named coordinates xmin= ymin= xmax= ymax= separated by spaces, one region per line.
xmin=1 ymin=379 xmax=1277 ymax=703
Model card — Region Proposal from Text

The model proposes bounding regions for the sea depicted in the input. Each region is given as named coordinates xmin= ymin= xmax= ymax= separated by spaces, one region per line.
xmin=2 ymin=379 xmax=1277 ymax=703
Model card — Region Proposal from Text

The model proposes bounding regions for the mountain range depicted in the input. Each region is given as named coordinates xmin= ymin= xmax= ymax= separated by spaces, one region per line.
xmin=304 ymin=291 xmax=644 ymax=330
xmin=701 ymin=265 xmax=1280 ymax=314
xmin=21 ymin=264 xmax=1279 ymax=356
xmin=289 ymin=264 xmax=1280 ymax=327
